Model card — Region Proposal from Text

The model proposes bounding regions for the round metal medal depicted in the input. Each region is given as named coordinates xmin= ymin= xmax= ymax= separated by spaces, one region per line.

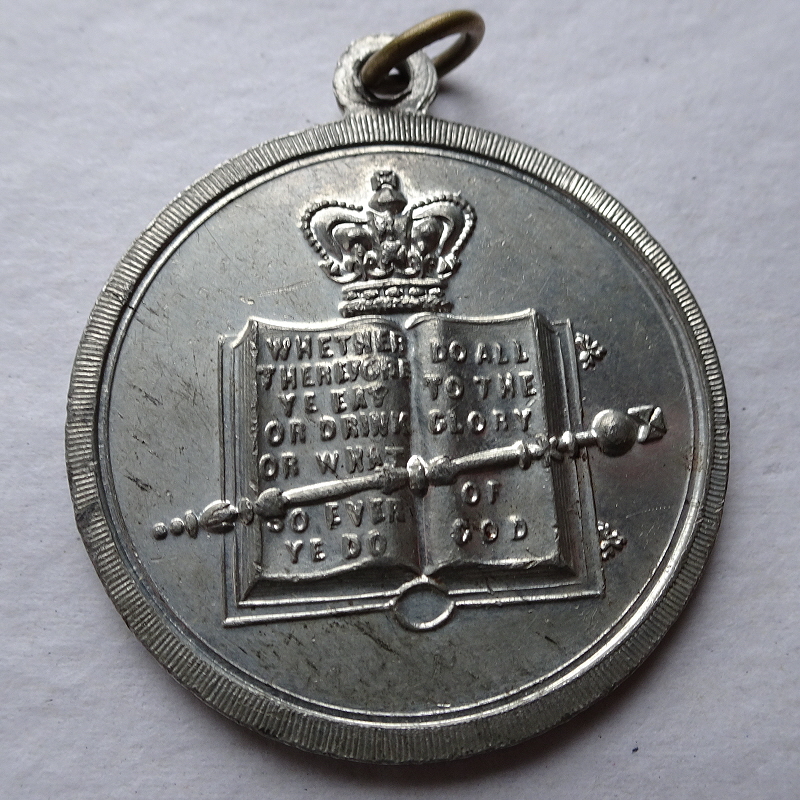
xmin=66 ymin=19 xmax=728 ymax=763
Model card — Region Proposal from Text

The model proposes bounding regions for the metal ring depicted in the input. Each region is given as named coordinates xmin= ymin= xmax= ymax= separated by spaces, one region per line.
xmin=333 ymin=35 xmax=438 ymax=115
xmin=360 ymin=10 xmax=485 ymax=92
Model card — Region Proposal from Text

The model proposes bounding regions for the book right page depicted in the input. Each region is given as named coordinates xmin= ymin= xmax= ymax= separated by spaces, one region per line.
xmin=407 ymin=311 xmax=571 ymax=575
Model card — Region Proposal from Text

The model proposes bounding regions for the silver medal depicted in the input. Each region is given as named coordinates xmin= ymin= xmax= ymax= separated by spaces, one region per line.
xmin=66 ymin=12 xmax=728 ymax=763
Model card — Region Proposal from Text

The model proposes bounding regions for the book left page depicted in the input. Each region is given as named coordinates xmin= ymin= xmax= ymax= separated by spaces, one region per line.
xmin=231 ymin=317 xmax=421 ymax=584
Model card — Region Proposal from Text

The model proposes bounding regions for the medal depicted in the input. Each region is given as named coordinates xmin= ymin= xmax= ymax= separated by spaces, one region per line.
xmin=66 ymin=11 xmax=728 ymax=762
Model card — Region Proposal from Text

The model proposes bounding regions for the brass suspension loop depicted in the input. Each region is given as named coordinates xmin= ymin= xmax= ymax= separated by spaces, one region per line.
xmin=360 ymin=10 xmax=485 ymax=94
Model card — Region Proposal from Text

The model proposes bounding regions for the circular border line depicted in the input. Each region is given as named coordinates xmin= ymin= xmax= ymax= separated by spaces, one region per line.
xmin=66 ymin=111 xmax=729 ymax=764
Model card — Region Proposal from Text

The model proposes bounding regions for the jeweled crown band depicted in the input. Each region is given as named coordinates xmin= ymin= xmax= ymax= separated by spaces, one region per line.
xmin=339 ymin=278 xmax=450 ymax=317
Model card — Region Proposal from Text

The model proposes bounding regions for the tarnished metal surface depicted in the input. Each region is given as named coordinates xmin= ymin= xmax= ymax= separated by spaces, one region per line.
xmin=66 ymin=31 xmax=728 ymax=763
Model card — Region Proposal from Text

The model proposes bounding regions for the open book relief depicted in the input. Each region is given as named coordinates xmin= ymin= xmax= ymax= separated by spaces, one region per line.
xmin=152 ymin=170 xmax=667 ymax=628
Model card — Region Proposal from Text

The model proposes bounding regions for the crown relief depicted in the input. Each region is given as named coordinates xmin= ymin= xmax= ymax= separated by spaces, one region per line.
xmin=301 ymin=170 xmax=476 ymax=317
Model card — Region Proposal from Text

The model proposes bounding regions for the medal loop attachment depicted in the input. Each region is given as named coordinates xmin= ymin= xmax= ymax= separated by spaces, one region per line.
xmin=333 ymin=11 xmax=484 ymax=116
xmin=334 ymin=34 xmax=438 ymax=115
xmin=360 ymin=10 xmax=485 ymax=92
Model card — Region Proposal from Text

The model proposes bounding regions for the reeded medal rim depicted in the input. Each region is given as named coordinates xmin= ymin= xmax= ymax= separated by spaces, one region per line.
xmin=66 ymin=111 xmax=729 ymax=763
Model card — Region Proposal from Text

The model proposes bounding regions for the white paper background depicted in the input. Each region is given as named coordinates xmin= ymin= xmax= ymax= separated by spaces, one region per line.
xmin=1 ymin=1 xmax=798 ymax=797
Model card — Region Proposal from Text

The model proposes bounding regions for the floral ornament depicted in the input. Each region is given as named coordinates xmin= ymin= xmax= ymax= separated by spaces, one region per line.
xmin=574 ymin=331 xmax=607 ymax=370
xmin=597 ymin=521 xmax=626 ymax=561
